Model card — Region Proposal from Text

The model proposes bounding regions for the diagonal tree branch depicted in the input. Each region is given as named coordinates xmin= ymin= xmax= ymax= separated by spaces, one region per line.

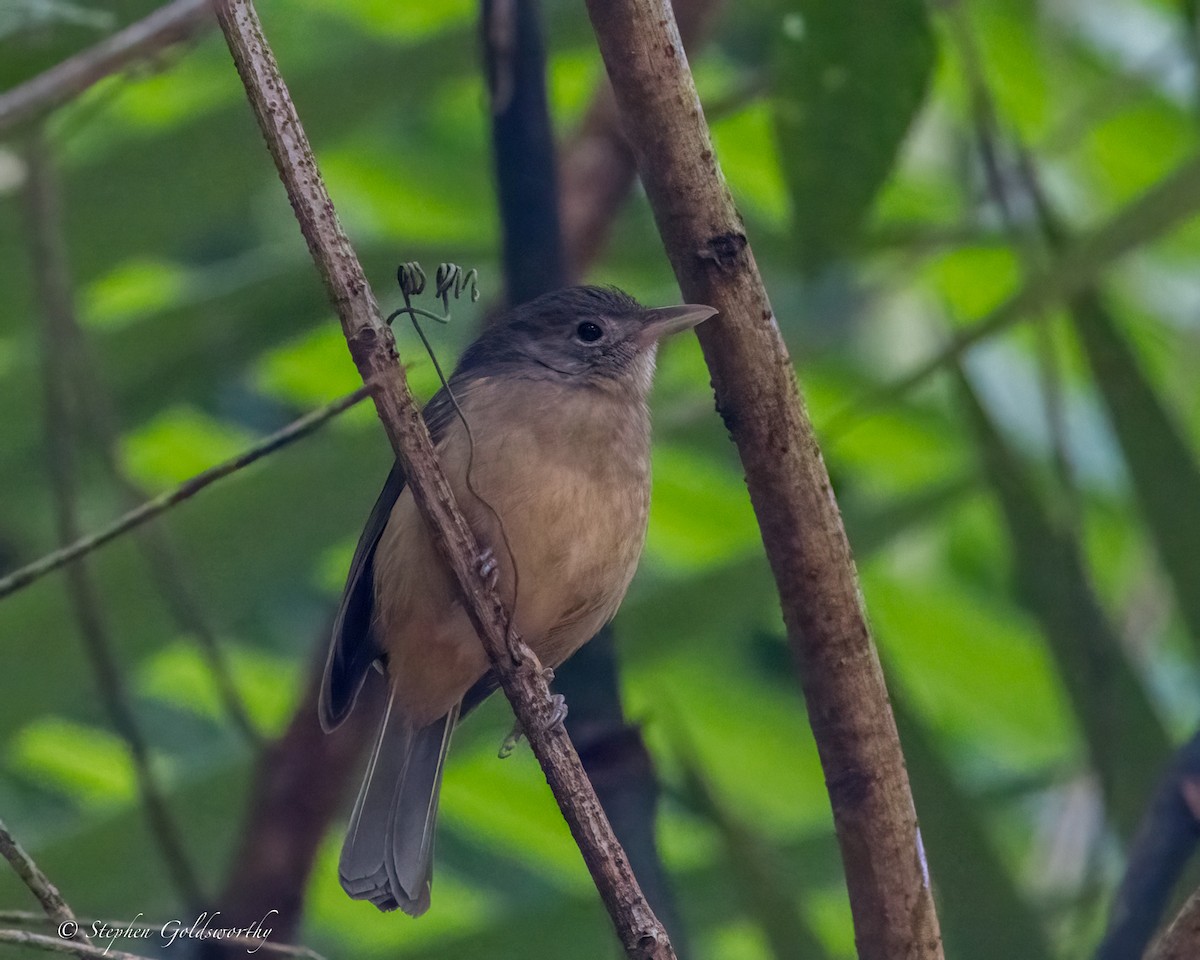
xmin=213 ymin=1 xmax=674 ymax=956
xmin=0 ymin=0 xmax=215 ymax=134
xmin=0 ymin=820 xmax=88 ymax=945
xmin=0 ymin=386 xmax=369 ymax=603
xmin=23 ymin=128 xmax=205 ymax=911
xmin=581 ymin=2 xmax=944 ymax=958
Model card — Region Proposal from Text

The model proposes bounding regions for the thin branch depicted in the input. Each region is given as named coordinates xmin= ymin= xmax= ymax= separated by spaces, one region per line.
xmin=0 ymin=912 xmax=327 ymax=960
xmin=581 ymin=3 xmax=944 ymax=959
xmin=214 ymin=1 xmax=674 ymax=957
xmin=1148 ymin=884 xmax=1200 ymax=960
xmin=0 ymin=0 xmax=215 ymax=134
xmin=0 ymin=821 xmax=87 ymax=943
xmin=0 ymin=930 xmax=149 ymax=960
xmin=0 ymin=386 xmax=369 ymax=603
xmin=23 ymin=129 xmax=204 ymax=910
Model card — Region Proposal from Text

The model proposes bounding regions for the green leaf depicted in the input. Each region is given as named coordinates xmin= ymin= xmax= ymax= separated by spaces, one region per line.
xmin=120 ymin=406 xmax=258 ymax=491
xmin=772 ymin=0 xmax=936 ymax=268
xmin=956 ymin=371 xmax=1171 ymax=838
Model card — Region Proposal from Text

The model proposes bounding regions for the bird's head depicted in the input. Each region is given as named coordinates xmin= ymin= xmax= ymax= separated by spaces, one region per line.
xmin=457 ymin=286 xmax=716 ymax=395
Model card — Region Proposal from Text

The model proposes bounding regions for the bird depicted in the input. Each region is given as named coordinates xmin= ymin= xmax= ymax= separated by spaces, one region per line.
xmin=319 ymin=285 xmax=716 ymax=915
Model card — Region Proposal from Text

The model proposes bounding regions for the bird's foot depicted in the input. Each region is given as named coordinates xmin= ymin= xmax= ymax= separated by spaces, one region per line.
xmin=545 ymin=692 xmax=568 ymax=728
xmin=476 ymin=548 xmax=499 ymax=589
xmin=496 ymin=676 xmax=568 ymax=759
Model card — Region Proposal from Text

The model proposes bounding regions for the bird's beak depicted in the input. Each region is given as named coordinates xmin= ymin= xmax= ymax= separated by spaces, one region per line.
xmin=638 ymin=303 xmax=718 ymax=346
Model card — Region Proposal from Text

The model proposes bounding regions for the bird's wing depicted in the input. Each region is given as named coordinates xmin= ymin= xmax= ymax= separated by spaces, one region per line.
xmin=318 ymin=382 xmax=467 ymax=732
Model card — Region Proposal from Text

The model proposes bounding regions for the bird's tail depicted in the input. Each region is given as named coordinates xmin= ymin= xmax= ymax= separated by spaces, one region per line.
xmin=338 ymin=691 xmax=458 ymax=915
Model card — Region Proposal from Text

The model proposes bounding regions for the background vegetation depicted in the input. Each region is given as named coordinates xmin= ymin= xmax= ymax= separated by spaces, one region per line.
xmin=3 ymin=0 xmax=1200 ymax=957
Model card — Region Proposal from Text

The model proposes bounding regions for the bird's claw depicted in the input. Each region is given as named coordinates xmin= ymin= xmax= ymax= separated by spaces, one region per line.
xmin=545 ymin=692 xmax=568 ymax=728
xmin=476 ymin=548 xmax=499 ymax=589
xmin=496 ymin=686 xmax=567 ymax=759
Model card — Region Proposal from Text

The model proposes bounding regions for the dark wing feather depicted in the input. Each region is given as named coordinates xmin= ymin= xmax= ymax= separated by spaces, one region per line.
xmin=318 ymin=382 xmax=473 ymax=732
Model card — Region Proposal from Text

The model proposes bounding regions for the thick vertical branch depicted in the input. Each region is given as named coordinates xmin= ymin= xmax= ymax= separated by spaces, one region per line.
xmin=214 ymin=2 xmax=674 ymax=956
xmin=23 ymin=130 xmax=205 ymax=911
xmin=581 ymin=4 xmax=944 ymax=959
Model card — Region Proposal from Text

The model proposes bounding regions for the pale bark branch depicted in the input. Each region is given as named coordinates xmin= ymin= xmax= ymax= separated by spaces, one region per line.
xmin=0 ymin=0 xmax=215 ymax=134
xmin=0 ymin=387 xmax=369 ymax=603
xmin=213 ymin=1 xmax=674 ymax=956
xmin=581 ymin=3 xmax=945 ymax=959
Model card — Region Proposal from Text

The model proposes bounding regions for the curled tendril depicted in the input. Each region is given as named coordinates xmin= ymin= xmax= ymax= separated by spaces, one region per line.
xmin=397 ymin=261 xmax=427 ymax=299
xmin=435 ymin=262 xmax=480 ymax=311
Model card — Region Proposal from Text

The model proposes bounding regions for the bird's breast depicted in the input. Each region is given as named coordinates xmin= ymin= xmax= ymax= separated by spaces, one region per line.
xmin=374 ymin=375 xmax=653 ymax=723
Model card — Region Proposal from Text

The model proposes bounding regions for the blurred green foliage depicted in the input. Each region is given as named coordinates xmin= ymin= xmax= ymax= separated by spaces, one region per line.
xmin=2 ymin=0 xmax=1200 ymax=958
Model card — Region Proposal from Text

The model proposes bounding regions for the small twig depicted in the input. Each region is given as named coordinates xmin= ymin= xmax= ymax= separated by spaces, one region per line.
xmin=0 ymin=0 xmax=215 ymax=134
xmin=215 ymin=1 xmax=673 ymax=956
xmin=0 ymin=386 xmax=369 ymax=603
xmin=0 ymin=911 xmax=327 ymax=960
xmin=0 ymin=821 xmax=86 ymax=942
xmin=0 ymin=930 xmax=148 ymax=960
xmin=24 ymin=129 xmax=204 ymax=909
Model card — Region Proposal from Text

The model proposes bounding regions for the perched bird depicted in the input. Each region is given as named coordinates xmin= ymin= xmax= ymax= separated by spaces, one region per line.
xmin=320 ymin=285 xmax=716 ymax=915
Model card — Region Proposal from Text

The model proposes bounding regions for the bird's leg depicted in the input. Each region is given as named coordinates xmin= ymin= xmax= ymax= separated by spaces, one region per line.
xmin=496 ymin=668 xmax=567 ymax=758
xmin=541 ymin=666 xmax=569 ymax=728
xmin=476 ymin=547 xmax=499 ymax=589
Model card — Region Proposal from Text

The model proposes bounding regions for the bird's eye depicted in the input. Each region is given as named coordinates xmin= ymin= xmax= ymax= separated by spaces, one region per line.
xmin=576 ymin=321 xmax=604 ymax=343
